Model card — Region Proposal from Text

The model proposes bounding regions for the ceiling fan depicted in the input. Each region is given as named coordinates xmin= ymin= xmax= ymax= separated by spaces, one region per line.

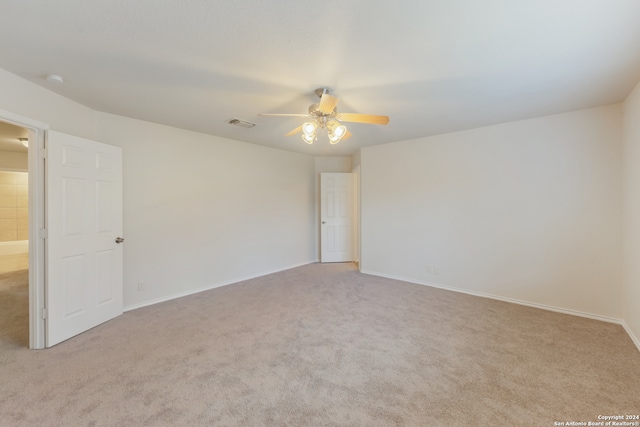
xmin=258 ymin=87 xmax=389 ymax=145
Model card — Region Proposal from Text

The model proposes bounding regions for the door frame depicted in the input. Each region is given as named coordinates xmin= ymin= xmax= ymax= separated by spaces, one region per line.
xmin=0 ymin=109 xmax=48 ymax=349
xmin=351 ymin=165 xmax=360 ymax=268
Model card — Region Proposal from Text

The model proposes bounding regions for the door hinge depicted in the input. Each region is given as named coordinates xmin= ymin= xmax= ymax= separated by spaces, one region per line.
xmin=41 ymin=308 xmax=47 ymax=320
xmin=39 ymin=148 xmax=48 ymax=159
xmin=39 ymin=228 xmax=48 ymax=239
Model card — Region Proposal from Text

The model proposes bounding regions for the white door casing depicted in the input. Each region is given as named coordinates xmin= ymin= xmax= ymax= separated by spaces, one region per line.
xmin=46 ymin=131 xmax=123 ymax=347
xmin=0 ymin=109 xmax=49 ymax=349
xmin=321 ymin=173 xmax=353 ymax=263
xmin=352 ymin=165 xmax=360 ymax=266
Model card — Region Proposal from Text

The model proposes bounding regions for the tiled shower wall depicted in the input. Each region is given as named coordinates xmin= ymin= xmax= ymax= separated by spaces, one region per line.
xmin=0 ymin=171 xmax=28 ymax=242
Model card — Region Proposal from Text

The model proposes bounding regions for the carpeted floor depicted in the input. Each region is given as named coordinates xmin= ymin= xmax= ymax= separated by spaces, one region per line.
xmin=1 ymin=262 xmax=639 ymax=426
xmin=0 ymin=268 xmax=29 ymax=348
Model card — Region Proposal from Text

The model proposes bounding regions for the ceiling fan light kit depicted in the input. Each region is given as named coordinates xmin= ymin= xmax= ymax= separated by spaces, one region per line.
xmin=301 ymin=121 xmax=318 ymax=144
xmin=302 ymin=121 xmax=318 ymax=134
xmin=327 ymin=120 xmax=347 ymax=144
xmin=259 ymin=87 xmax=389 ymax=145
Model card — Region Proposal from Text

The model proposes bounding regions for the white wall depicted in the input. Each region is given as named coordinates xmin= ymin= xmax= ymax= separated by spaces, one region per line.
xmin=351 ymin=149 xmax=361 ymax=169
xmin=0 ymin=151 xmax=27 ymax=170
xmin=0 ymin=68 xmax=96 ymax=140
xmin=361 ymin=105 xmax=624 ymax=319
xmin=0 ymin=67 xmax=317 ymax=310
xmin=623 ymin=82 xmax=640 ymax=345
xmin=96 ymin=113 xmax=316 ymax=308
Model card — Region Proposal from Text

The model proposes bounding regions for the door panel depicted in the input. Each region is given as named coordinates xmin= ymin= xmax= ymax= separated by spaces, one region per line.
xmin=46 ymin=131 xmax=123 ymax=347
xmin=62 ymin=255 xmax=85 ymax=316
xmin=95 ymin=250 xmax=114 ymax=305
xmin=321 ymin=173 xmax=353 ymax=263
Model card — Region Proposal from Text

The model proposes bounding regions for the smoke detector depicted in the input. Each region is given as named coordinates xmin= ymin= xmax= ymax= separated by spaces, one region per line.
xmin=46 ymin=74 xmax=64 ymax=84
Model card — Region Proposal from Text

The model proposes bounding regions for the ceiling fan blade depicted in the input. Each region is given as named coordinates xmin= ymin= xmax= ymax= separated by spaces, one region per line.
xmin=342 ymin=130 xmax=353 ymax=141
xmin=336 ymin=113 xmax=389 ymax=125
xmin=318 ymin=94 xmax=339 ymax=114
xmin=285 ymin=125 xmax=302 ymax=136
xmin=258 ymin=113 xmax=309 ymax=117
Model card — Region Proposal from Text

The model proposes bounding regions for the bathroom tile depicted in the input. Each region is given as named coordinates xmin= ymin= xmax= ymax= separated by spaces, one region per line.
xmin=0 ymin=254 xmax=29 ymax=274
xmin=17 ymin=196 xmax=28 ymax=208
xmin=16 ymin=185 xmax=28 ymax=196
xmin=16 ymin=173 xmax=28 ymax=185
xmin=17 ymin=208 xmax=28 ymax=219
xmin=0 ymin=196 xmax=17 ymax=208
xmin=0 ymin=173 xmax=17 ymax=185
xmin=17 ymin=230 xmax=29 ymax=240
xmin=17 ymin=218 xmax=28 ymax=230
xmin=0 ymin=185 xmax=16 ymax=196
xmin=0 ymin=208 xmax=16 ymax=219
xmin=0 ymin=218 xmax=17 ymax=230
xmin=0 ymin=229 xmax=17 ymax=242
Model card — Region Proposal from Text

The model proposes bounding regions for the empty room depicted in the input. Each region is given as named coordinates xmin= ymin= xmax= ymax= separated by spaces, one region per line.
xmin=1 ymin=1 xmax=639 ymax=425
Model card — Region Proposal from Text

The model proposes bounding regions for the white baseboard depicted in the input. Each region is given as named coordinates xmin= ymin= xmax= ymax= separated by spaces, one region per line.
xmin=360 ymin=269 xmax=640 ymax=353
xmin=620 ymin=320 xmax=640 ymax=352
xmin=123 ymin=261 xmax=314 ymax=312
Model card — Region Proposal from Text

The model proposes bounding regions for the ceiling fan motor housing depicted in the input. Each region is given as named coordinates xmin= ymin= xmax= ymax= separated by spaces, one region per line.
xmin=308 ymin=103 xmax=337 ymax=127
xmin=314 ymin=87 xmax=331 ymax=98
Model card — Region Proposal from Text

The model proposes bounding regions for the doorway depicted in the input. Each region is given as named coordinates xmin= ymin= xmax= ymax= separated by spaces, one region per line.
xmin=0 ymin=110 xmax=47 ymax=349
xmin=0 ymin=122 xmax=30 ymax=347
xmin=0 ymin=110 xmax=124 ymax=349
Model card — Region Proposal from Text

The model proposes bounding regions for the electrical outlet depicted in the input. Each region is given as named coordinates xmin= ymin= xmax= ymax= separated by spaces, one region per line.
xmin=137 ymin=282 xmax=146 ymax=291
xmin=427 ymin=264 xmax=433 ymax=274
xmin=434 ymin=266 xmax=440 ymax=275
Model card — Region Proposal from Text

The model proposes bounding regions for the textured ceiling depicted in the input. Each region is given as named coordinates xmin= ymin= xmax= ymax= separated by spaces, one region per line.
xmin=1 ymin=0 xmax=640 ymax=156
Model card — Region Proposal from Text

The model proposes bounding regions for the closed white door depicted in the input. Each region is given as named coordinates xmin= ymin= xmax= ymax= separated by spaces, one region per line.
xmin=321 ymin=173 xmax=353 ymax=263
xmin=46 ymin=131 xmax=123 ymax=347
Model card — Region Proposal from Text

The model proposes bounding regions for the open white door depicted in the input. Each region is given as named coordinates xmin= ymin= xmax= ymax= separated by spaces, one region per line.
xmin=46 ymin=131 xmax=123 ymax=347
xmin=320 ymin=173 xmax=353 ymax=263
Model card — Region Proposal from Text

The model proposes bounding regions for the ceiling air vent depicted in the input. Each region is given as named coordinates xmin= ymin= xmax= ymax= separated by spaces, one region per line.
xmin=226 ymin=118 xmax=256 ymax=128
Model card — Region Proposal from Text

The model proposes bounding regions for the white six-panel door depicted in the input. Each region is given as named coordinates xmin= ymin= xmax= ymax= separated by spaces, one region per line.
xmin=321 ymin=173 xmax=353 ymax=263
xmin=46 ymin=131 xmax=123 ymax=347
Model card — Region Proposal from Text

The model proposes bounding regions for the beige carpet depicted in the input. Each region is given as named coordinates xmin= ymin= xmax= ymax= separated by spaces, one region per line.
xmin=0 ymin=268 xmax=29 ymax=349
xmin=1 ymin=263 xmax=639 ymax=426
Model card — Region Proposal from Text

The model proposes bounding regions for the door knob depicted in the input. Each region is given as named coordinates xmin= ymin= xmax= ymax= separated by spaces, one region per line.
xmin=322 ymin=221 xmax=326 ymax=224
xmin=115 ymin=237 xmax=125 ymax=244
